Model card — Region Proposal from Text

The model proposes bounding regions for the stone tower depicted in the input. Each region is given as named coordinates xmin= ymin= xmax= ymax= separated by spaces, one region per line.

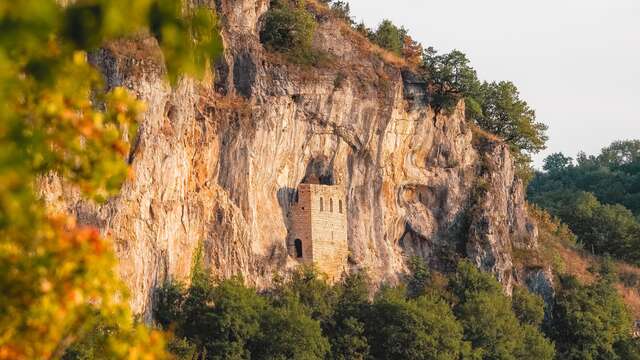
xmin=288 ymin=183 xmax=348 ymax=281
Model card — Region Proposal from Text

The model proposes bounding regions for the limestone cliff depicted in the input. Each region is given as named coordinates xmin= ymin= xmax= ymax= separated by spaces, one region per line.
xmin=42 ymin=0 xmax=540 ymax=317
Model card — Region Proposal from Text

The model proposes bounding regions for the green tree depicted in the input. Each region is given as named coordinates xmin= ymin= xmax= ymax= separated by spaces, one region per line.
xmin=330 ymin=1 xmax=353 ymax=23
xmin=517 ymin=325 xmax=556 ymax=360
xmin=260 ymin=0 xmax=317 ymax=62
xmin=365 ymin=288 xmax=465 ymax=360
xmin=407 ymin=256 xmax=431 ymax=298
xmin=529 ymin=142 xmax=640 ymax=219
xmin=284 ymin=265 xmax=338 ymax=324
xmin=543 ymin=153 xmax=574 ymax=173
xmin=448 ymin=261 xmax=503 ymax=304
xmin=328 ymin=272 xmax=371 ymax=360
xmin=329 ymin=316 xmax=369 ymax=360
xmin=450 ymin=262 xmax=554 ymax=360
xmin=372 ymin=20 xmax=404 ymax=55
xmin=177 ymin=277 xmax=266 ymax=359
xmin=154 ymin=280 xmax=186 ymax=329
xmin=598 ymin=140 xmax=640 ymax=168
xmin=457 ymin=292 xmax=515 ymax=359
xmin=0 ymin=0 xmax=221 ymax=358
xmin=511 ymin=287 xmax=545 ymax=327
xmin=253 ymin=295 xmax=330 ymax=360
xmin=422 ymin=50 xmax=547 ymax=181
xmin=204 ymin=278 xmax=266 ymax=359
xmin=474 ymin=81 xmax=548 ymax=155
xmin=557 ymin=192 xmax=640 ymax=262
xmin=549 ymin=275 xmax=635 ymax=360
xmin=422 ymin=47 xmax=480 ymax=111
xmin=614 ymin=338 xmax=640 ymax=360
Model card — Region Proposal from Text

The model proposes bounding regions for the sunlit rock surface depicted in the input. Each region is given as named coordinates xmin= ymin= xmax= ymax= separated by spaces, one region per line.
xmin=44 ymin=0 xmax=540 ymax=317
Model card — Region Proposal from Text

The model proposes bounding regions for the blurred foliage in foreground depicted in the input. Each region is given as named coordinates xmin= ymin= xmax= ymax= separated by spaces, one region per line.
xmin=0 ymin=0 xmax=221 ymax=358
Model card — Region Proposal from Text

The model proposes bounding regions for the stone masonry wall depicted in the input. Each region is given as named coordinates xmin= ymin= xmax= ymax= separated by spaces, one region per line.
xmin=309 ymin=184 xmax=348 ymax=281
xmin=288 ymin=185 xmax=313 ymax=264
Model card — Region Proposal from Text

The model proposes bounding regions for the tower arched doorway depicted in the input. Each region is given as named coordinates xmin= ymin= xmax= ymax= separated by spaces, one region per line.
xmin=294 ymin=239 xmax=303 ymax=258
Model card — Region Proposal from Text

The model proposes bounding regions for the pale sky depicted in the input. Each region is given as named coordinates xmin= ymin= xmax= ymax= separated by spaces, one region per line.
xmin=347 ymin=0 xmax=640 ymax=168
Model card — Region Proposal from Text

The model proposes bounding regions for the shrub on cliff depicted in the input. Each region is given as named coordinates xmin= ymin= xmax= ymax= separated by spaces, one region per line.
xmin=260 ymin=0 xmax=317 ymax=62
xmin=371 ymin=20 xmax=405 ymax=55
xmin=329 ymin=0 xmax=353 ymax=23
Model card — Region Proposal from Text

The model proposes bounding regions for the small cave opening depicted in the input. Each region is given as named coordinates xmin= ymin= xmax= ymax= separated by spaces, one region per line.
xmin=302 ymin=156 xmax=335 ymax=185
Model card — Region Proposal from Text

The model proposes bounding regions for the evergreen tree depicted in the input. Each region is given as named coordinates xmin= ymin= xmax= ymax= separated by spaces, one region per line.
xmin=372 ymin=20 xmax=404 ymax=55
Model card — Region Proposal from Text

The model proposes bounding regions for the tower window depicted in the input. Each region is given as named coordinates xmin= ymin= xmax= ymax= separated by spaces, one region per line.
xmin=294 ymin=239 xmax=303 ymax=258
xmin=320 ymin=197 xmax=323 ymax=211
xmin=330 ymin=198 xmax=333 ymax=212
xmin=339 ymin=200 xmax=343 ymax=213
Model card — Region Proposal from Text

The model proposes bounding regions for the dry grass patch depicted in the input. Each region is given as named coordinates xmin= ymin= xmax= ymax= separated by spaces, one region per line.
xmin=528 ymin=204 xmax=640 ymax=317
xmin=469 ymin=122 xmax=502 ymax=144
xmin=337 ymin=22 xmax=409 ymax=69
xmin=306 ymin=0 xmax=410 ymax=69
xmin=103 ymin=33 xmax=164 ymax=64
xmin=617 ymin=284 xmax=640 ymax=318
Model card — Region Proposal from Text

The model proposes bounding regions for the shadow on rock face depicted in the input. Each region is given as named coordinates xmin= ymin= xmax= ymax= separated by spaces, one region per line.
xmin=277 ymin=186 xmax=297 ymax=237
xmin=233 ymin=51 xmax=256 ymax=98
xmin=302 ymin=156 xmax=335 ymax=185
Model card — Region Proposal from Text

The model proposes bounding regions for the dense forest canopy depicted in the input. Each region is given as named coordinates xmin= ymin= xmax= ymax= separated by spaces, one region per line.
xmin=529 ymin=140 xmax=640 ymax=264
xmin=132 ymin=262 xmax=640 ymax=360
xmin=147 ymin=262 xmax=555 ymax=360
xmin=531 ymin=140 xmax=640 ymax=216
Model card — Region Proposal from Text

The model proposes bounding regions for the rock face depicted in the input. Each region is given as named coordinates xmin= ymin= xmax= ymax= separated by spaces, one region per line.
xmin=45 ymin=0 xmax=539 ymax=317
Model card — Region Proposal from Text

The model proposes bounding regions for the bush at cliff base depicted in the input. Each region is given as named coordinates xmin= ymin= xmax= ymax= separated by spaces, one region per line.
xmin=0 ymin=0 xmax=221 ymax=358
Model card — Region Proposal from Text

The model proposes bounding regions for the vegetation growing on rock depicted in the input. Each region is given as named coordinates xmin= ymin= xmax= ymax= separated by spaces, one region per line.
xmin=260 ymin=0 xmax=318 ymax=64
xmin=261 ymin=0 xmax=547 ymax=180
xmin=421 ymin=48 xmax=547 ymax=181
